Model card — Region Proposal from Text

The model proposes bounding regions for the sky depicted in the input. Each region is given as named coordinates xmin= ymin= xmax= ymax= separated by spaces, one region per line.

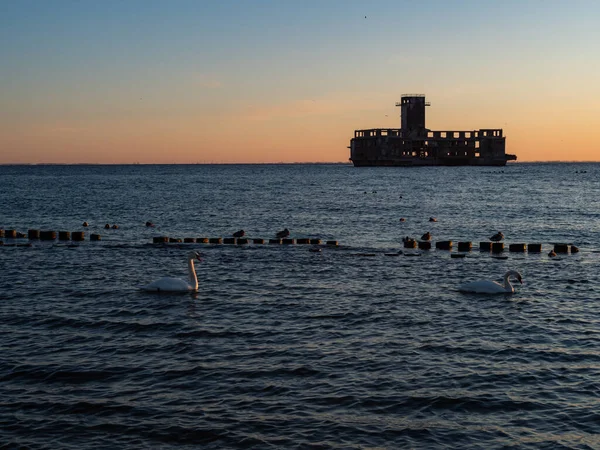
xmin=1 ymin=0 xmax=599 ymax=164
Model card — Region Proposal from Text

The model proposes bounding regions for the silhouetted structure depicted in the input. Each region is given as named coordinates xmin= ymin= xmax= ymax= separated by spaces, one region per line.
xmin=350 ymin=94 xmax=517 ymax=166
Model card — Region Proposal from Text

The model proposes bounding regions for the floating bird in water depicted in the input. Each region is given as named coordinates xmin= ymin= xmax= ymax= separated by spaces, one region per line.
xmin=429 ymin=217 xmax=438 ymax=222
xmin=146 ymin=221 xmax=155 ymax=227
xmin=490 ymin=232 xmax=504 ymax=242
xmin=459 ymin=270 xmax=523 ymax=294
xmin=548 ymin=250 xmax=557 ymax=257
xmin=112 ymin=224 xmax=119 ymax=229
xmin=104 ymin=224 xmax=110 ymax=229
xmin=233 ymin=229 xmax=245 ymax=238
xmin=276 ymin=228 xmax=290 ymax=238
xmin=141 ymin=251 xmax=202 ymax=293
xmin=82 ymin=222 xmax=89 ymax=227
xmin=421 ymin=232 xmax=432 ymax=241
xmin=399 ymin=218 xmax=406 ymax=222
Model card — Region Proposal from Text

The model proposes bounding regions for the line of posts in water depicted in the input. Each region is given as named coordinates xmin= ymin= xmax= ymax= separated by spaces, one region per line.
xmin=0 ymin=229 xmax=579 ymax=254
xmin=151 ymin=236 xmax=338 ymax=246
xmin=0 ymin=229 xmax=100 ymax=242
xmin=403 ymin=240 xmax=579 ymax=254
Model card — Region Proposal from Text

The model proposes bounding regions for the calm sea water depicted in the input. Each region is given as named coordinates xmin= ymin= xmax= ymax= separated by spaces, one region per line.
xmin=1 ymin=163 xmax=600 ymax=449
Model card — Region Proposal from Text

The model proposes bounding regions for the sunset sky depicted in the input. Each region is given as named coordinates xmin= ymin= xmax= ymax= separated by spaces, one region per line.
xmin=1 ymin=0 xmax=599 ymax=164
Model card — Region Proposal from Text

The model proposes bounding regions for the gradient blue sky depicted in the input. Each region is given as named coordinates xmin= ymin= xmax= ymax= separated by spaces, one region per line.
xmin=1 ymin=1 xmax=599 ymax=163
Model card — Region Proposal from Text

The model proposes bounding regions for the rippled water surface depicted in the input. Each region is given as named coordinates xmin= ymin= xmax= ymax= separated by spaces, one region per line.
xmin=2 ymin=163 xmax=600 ymax=449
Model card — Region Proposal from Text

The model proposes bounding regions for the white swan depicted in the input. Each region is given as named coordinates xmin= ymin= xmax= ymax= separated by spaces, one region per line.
xmin=141 ymin=251 xmax=201 ymax=293
xmin=458 ymin=270 xmax=523 ymax=294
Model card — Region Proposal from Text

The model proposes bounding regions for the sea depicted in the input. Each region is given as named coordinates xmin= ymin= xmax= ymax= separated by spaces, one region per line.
xmin=1 ymin=163 xmax=600 ymax=449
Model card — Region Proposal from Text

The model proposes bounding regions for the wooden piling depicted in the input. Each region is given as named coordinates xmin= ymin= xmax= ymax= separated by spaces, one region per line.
xmin=28 ymin=229 xmax=40 ymax=240
xmin=492 ymin=242 xmax=504 ymax=253
xmin=40 ymin=231 xmax=57 ymax=241
xmin=59 ymin=231 xmax=71 ymax=241
xmin=72 ymin=231 xmax=84 ymax=242
xmin=436 ymin=241 xmax=453 ymax=250
xmin=458 ymin=242 xmax=472 ymax=252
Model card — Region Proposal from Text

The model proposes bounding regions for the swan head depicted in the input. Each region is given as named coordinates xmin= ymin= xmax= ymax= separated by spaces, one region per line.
xmin=516 ymin=273 xmax=523 ymax=284
xmin=188 ymin=251 xmax=202 ymax=261
xmin=506 ymin=270 xmax=523 ymax=284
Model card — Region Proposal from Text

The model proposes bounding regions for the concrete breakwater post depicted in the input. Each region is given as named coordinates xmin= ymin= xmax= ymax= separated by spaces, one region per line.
xmin=418 ymin=241 xmax=432 ymax=250
xmin=40 ymin=231 xmax=57 ymax=241
xmin=458 ymin=242 xmax=472 ymax=252
xmin=72 ymin=231 xmax=85 ymax=242
xmin=554 ymin=243 xmax=569 ymax=254
xmin=436 ymin=241 xmax=453 ymax=250
xmin=28 ymin=229 xmax=40 ymax=240
xmin=479 ymin=242 xmax=492 ymax=251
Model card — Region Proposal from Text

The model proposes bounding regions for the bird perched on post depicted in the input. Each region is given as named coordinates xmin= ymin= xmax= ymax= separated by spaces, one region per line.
xmin=421 ymin=232 xmax=432 ymax=241
xmin=276 ymin=228 xmax=290 ymax=238
xmin=490 ymin=231 xmax=504 ymax=242
xmin=233 ymin=229 xmax=245 ymax=238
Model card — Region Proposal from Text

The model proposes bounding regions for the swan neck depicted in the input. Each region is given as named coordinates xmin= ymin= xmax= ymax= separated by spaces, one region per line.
xmin=188 ymin=257 xmax=198 ymax=291
xmin=503 ymin=272 xmax=513 ymax=291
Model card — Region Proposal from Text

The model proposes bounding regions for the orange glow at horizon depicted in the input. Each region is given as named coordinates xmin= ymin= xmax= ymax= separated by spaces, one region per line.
xmin=3 ymin=92 xmax=598 ymax=164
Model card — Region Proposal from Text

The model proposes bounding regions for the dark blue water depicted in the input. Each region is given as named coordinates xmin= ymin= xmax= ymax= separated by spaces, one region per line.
xmin=1 ymin=163 xmax=600 ymax=449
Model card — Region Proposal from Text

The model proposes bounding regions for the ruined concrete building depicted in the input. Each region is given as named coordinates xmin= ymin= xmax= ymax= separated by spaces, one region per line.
xmin=349 ymin=94 xmax=516 ymax=166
